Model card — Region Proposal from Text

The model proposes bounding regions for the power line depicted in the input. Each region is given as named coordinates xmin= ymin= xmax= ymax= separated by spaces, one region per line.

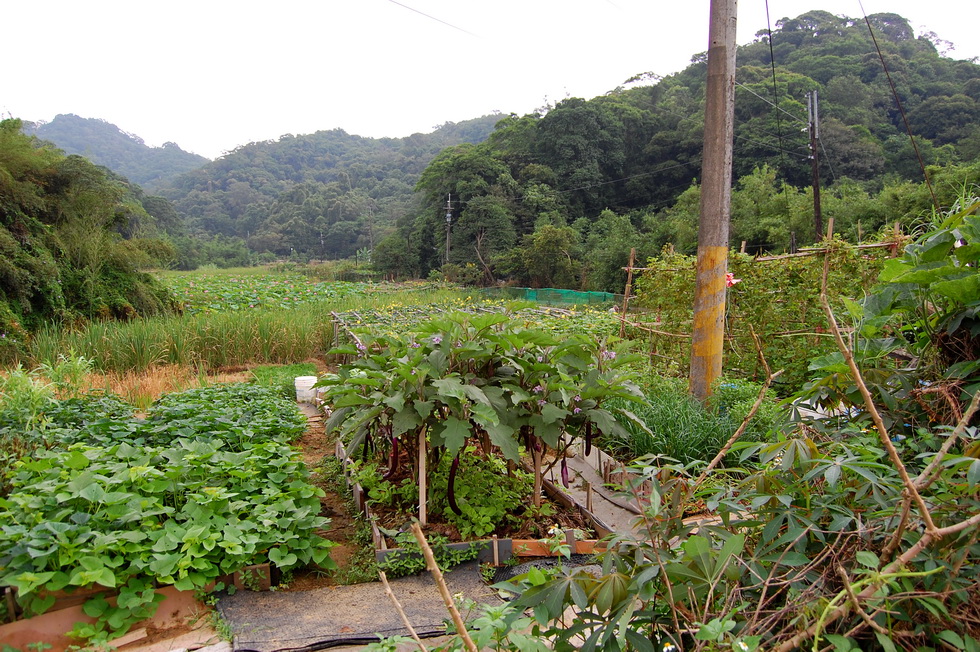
xmin=737 ymin=122 xmax=808 ymax=146
xmin=764 ymin=0 xmax=787 ymax=170
xmin=735 ymin=82 xmax=807 ymax=126
xmin=385 ymin=0 xmax=478 ymax=37
xmin=556 ymin=159 xmax=702 ymax=194
xmin=735 ymin=134 xmax=809 ymax=158
xmin=858 ymin=0 xmax=939 ymax=212
xmin=817 ymin=136 xmax=839 ymax=183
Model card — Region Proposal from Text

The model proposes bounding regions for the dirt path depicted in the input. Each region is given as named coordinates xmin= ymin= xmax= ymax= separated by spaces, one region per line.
xmin=285 ymin=403 xmax=366 ymax=591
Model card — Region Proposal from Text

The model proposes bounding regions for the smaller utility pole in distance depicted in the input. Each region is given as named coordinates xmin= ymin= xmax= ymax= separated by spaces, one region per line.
xmin=444 ymin=194 xmax=453 ymax=265
xmin=806 ymin=91 xmax=823 ymax=241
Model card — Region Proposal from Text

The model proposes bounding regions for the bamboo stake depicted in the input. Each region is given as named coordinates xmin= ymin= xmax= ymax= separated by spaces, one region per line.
xmin=378 ymin=570 xmax=427 ymax=652
xmin=418 ymin=433 xmax=427 ymax=527
xmin=619 ymin=247 xmax=636 ymax=338
xmin=410 ymin=523 xmax=478 ymax=652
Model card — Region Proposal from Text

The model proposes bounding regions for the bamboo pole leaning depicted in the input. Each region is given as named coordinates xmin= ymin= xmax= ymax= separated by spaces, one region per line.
xmin=410 ymin=523 xmax=478 ymax=652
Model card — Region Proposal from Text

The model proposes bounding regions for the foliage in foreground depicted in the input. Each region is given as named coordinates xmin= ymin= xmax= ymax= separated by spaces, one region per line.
xmin=800 ymin=192 xmax=980 ymax=435
xmin=365 ymin=205 xmax=980 ymax=651
xmin=0 ymin=383 xmax=333 ymax=644
xmin=375 ymin=401 xmax=979 ymax=652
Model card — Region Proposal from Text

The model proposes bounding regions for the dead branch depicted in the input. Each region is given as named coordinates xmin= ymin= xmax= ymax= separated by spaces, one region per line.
xmin=817 ymin=246 xmax=937 ymax=534
xmin=914 ymin=390 xmax=980 ymax=491
xmin=837 ymin=564 xmax=890 ymax=638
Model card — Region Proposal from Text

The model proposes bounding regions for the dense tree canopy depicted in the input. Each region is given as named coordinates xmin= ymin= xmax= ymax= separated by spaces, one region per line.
xmin=375 ymin=11 xmax=980 ymax=289
xmin=0 ymin=120 xmax=179 ymax=344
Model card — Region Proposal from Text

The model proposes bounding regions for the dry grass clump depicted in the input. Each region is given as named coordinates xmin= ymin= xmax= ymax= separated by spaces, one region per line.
xmin=80 ymin=364 xmax=254 ymax=409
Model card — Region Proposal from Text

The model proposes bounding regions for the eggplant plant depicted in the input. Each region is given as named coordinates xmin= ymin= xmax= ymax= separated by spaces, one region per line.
xmin=321 ymin=311 xmax=649 ymax=527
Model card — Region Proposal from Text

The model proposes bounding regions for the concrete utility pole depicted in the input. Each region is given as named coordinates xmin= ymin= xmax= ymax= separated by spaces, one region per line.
xmin=690 ymin=0 xmax=737 ymax=401
xmin=806 ymin=91 xmax=823 ymax=240
xmin=444 ymin=194 xmax=453 ymax=265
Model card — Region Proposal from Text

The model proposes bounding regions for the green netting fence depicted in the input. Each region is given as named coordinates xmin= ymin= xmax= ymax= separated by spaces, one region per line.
xmin=478 ymin=287 xmax=622 ymax=305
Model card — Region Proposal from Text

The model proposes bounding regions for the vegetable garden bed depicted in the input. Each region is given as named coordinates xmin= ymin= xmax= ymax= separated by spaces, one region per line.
xmin=0 ymin=383 xmax=335 ymax=648
xmin=334 ymin=439 xmax=611 ymax=569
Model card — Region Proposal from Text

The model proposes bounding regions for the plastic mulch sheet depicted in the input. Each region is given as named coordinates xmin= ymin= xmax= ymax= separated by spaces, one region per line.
xmin=216 ymin=561 xmax=499 ymax=651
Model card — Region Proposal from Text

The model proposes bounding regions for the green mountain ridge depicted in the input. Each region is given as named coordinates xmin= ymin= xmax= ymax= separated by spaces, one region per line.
xmin=29 ymin=114 xmax=210 ymax=194
xmin=158 ymin=115 xmax=503 ymax=261
xmin=0 ymin=119 xmax=181 ymax=343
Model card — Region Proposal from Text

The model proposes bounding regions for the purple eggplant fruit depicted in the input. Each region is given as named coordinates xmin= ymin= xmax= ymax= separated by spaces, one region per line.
xmin=561 ymin=458 xmax=570 ymax=488
xmin=383 ymin=436 xmax=399 ymax=480
xmin=585 ymin=421 xmax=593 ymax=456
xmin=448 ymin=454 xmax=462 ymax=515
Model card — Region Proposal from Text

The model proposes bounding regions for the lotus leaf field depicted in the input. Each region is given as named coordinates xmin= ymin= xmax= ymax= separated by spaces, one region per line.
xmin=161 ymin=272 xmax=384 ymax=314
xmin=331 ymin=301 xmax=623 ymax=341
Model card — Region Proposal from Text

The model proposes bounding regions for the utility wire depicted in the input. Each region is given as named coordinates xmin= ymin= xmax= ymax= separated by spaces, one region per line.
xmin=764 ymin=0 xmax=787 ymax=170
xmin=385 ymin=0 xmax=478 ymax=37
xmin=738 ymin=123 xmax=808 ymax=146
xmin=556 ymin=159 xmax=702 ymax=194
xmin=735 ymin=82 xmax=807 ymax=125
xmin=735 ymin=134 xmax=810 ymax=158
xmin=858 ymin=0 xmax=939 ymax=212
xmin=817 ymin=137 xmax=839 ymax=183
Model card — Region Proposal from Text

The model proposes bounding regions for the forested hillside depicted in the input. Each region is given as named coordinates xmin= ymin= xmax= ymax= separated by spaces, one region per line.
xmin=377 ymin=11 xmax=980 ymax=290
xmin=0 ymin=119 xmax=180 ymax=348
xmin=158 ymin=115 xmax=502 ymax=262
xmin=30 ymin=10 xmax=978 ymax=289
xmin=29 ymin=114 xmax=209 ymax=193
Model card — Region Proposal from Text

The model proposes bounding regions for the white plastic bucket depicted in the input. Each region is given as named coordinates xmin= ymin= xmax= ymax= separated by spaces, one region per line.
xmin=294 ymin=376 xmax=318 ymax=403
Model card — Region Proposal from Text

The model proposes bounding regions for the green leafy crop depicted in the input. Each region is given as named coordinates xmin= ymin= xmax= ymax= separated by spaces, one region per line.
xmin=0 ymin=383 xmax=334 ymax=644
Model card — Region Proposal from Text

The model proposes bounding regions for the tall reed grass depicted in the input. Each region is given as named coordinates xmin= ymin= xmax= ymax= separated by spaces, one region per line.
xmin=25 ymin=289 xmax=469 ymax=373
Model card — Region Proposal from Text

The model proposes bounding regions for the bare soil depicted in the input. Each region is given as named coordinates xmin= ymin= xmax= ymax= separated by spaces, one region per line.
xmin=284 ymin=406 xmax=365 ymax=592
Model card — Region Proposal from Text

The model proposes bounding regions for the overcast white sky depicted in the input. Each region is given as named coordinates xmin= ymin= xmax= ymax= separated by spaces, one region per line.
xmin=4 ymin=1 xmax=977 ymax=160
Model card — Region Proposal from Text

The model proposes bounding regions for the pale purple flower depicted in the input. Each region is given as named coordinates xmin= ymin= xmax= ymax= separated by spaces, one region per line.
xmin=410 ymin=341 xmax=421 ymax=348
xmin=573 ymin=407 xmax=582 ymax=414
xmin=356 ymin=342 xmax=367 ymax=352
xmin=432 ymin=335 xmax=443 ymax=344
xmin=573 ymin=395 xmax=581 ymax=402
xmin=602 ymin=350 xmax=617 ymax=360
xmin=533 ymin=385 xmax=544 ymax=393
xmin=537 ymin=399 xmax=547 ymax=407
